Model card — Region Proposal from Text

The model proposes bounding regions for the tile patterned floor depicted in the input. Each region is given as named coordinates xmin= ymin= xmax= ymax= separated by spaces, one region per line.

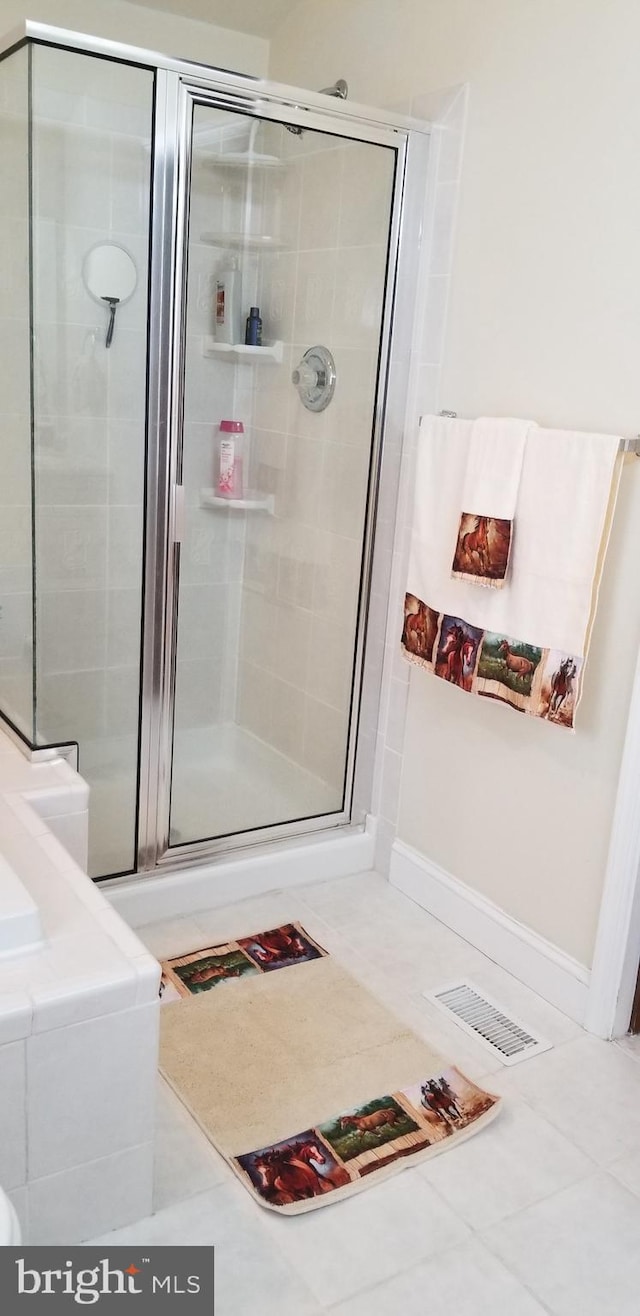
xmin=85 ymin=872 xmax=640 ymax=1315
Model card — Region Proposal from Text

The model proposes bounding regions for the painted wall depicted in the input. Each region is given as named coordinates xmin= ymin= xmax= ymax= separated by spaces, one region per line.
xmin=0 ymin=0 xmax=268 ymax=75
xmin=269 ymin=0 xmax=640 ymax=967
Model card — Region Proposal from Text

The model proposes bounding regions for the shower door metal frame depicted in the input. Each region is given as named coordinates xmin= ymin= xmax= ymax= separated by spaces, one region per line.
xmin=3 ymin=24 xmax=431 ymax=878
xmin=141 ymin=73 xmax=419 ymax=873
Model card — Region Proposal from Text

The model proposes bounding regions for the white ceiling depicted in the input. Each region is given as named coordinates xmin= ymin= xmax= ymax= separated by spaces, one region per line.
xmin=124 ymin=0 xmax=302 ymax=40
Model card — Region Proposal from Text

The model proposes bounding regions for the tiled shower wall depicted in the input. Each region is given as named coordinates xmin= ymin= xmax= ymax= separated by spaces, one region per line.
xmin=175 ymin=134 xmax=243 ymax=736
xmin=370 ymin=87 xmax=468 ymax=872
xmin=30 ymin=47 xmax=154 ymax=874
xmin=0 ymin=48 xmax=33 ymax=741
xmin=236 ymin=125 xmax=394 ymax=788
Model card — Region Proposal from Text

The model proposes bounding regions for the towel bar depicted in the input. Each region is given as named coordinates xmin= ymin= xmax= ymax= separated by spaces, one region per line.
xmin=430 ymin=413 xmax=640 ymax=456
xmin=620 ymin=436 xmax=640 ymax=456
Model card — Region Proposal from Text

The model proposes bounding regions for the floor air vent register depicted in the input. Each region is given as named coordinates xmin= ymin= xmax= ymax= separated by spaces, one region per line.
xmin=424 ymin=981 xmax=552 ymax=1065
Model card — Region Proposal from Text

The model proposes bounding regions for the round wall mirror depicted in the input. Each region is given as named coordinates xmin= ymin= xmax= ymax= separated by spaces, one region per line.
xmin=82 ymin=243 xmax=138 ymax=347
xmin=83 ymin=242 xmax=137 ymax=304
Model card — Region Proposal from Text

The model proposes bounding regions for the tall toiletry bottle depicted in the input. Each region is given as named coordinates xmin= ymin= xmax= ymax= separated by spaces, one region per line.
xmin=217 ymin=419 xmax=244 ymax=499
xmin=245 ymin=305 xmax=262 ymax=346
xmin=215 ymin=257 xmax=242 ymax=344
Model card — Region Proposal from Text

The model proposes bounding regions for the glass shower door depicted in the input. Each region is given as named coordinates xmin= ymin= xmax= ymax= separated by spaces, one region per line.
xmin=168 ymin=102 xmax=397 ymax=848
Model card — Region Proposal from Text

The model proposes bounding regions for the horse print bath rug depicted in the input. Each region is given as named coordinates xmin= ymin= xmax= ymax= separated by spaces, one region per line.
xmin=160 ymin=922 xmax=326 ymax=999
xmin=159 ymin=922 xmax=500 ymax=1213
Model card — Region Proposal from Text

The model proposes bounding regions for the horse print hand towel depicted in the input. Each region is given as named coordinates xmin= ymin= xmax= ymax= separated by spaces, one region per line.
xmin=403 ymin=415 xmax=622 ymax=729
xmin=451 ymin=416 xmax=534 ymax=588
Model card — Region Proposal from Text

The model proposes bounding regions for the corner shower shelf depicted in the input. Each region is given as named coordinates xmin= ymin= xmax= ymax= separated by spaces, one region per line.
xmin=199 ymin=232 xmax=285 ymax=251
xmin=201 ymin=338 xmax=284 ymax=365
xmin=200 ymin=488 xmax=275 ymax=514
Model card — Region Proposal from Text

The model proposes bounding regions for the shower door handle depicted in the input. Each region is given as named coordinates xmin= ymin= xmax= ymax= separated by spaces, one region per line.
xmin=171 ymin=483 xmax=185 ymax=544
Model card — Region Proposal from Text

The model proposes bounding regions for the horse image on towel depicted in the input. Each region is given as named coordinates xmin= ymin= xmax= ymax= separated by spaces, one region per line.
xmin=452 ymin=513 xmax=512 ymax=587
xmin=538 ymin=649 xmax=583 ymax=729
xmin=476 ymin=631 xmax=543 ymax=704
xmin=401 ymin=594 xmax=440 ymax=666
xmin=434 ymin=616 xmax=484 ymax=692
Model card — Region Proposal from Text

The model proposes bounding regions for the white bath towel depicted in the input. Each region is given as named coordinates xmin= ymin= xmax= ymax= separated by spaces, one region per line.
xmin=451 ymin=416 xmax=534 ymax=588
xmin=402 ymin=415 xmax=622 ymax=728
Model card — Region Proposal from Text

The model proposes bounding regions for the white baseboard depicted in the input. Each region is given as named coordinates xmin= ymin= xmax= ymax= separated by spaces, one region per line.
xmin=390 ymin=839 xmax=590 ymax=1025
xmin=107 ymin=818 xmax=377 ymax=927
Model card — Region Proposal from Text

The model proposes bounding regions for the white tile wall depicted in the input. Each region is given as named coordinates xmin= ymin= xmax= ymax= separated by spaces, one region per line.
xmin=8 ymin=1185 xmax=28 ymax=1240
xmin=38 ymin=811 xmax=88 ymax=873
xmin=0 ymin=48 xmax=34 ymax=742
xmin=0 ymin=729 xmax=159 ymax=1241
xmin=0 ymin=990 xmax=32 ymax=1047
xmin=27 ymin=994 xmax=158 ymax=1173
xmin=229 ymin=124 xmax=395 ymax=820
xmin=28 ymin=45 xmax=155 ymax=878
xmin=28 ymin=1142 xmax=155 ymax=1246
xmin=172 ymin=136 xmax=246 ymax=765
xmin=0 ymin=1039 xmax=27 ymax=1189
xmin=371 ymin=87 xmax=468 ymax=871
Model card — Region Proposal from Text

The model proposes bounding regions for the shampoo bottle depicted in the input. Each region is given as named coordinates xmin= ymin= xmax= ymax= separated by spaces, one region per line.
xmin=215 ymin=257 xmax=242 ymax=344
xmin=245 ymin=306 xmax=262 ymax=346
xmin=217 ymin=419 xmax=244 ymax=499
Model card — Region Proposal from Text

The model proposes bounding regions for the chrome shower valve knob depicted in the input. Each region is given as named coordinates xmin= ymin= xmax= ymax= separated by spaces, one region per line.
xmin=292 ymin=360 xmax=320 ymax=391
xmin=291 ymin=345 xmax=336 ymax=412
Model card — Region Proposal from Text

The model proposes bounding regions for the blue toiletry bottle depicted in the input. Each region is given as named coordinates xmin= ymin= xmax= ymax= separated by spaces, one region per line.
xmin=245 ymin=306 xmax=262 ymax=346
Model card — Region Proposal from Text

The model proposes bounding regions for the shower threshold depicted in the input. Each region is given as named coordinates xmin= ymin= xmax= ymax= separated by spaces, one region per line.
xmin=81 ymin=723 xmax=340 ymax=880
xmin=170 ymin=723 xmax=341 ymax=844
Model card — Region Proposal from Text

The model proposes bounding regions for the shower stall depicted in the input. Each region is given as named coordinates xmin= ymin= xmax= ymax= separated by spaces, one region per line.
xmin=0 ymin=23 xmax=430 ymax=882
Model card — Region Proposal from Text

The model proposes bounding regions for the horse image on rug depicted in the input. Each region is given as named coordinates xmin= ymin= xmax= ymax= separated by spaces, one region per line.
xmin=401 ymin=1067 xmax=498 ymax=1140
xmin=232 ymin=1073 xmax=500 ymax=1210
xmin=452 ymin=513 xmax=512 ymax=585
xmin=238 ymin=923 xmax=327 ymax=971
xmin=167 ymin=947 xmax=259 ymax=996
xmin=435 ymin=615 xmax=483 ymax=691
xmin=236 ymin=1132 xmax=351 ymax=1206
xmin=318 ymin=1095 xmax=420 ymax=1163
xmin=161 ymin=923 xmax=328 ymax=999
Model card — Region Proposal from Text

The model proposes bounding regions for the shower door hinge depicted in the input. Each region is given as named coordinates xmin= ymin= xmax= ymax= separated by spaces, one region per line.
xmin=171 ymin=483 xmax=185 ymax=544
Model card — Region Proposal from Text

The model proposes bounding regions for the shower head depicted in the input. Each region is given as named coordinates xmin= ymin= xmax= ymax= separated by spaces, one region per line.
xmin=319 ymin=78 xmax=348 ymax=100
xmin=284 ymin=78 xmax=349 ymax=135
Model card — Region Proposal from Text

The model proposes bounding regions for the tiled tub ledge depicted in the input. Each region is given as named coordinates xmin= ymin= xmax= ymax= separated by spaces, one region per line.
xmin=0 ymin=727 xmax=160 ymax=1245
